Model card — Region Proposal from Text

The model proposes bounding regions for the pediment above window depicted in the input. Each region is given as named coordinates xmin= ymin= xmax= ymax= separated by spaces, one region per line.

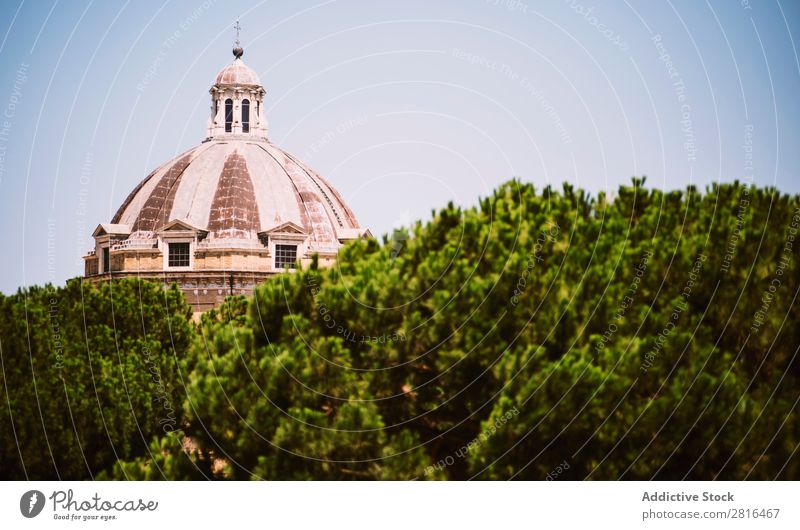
xmin=92 ymin=223 xmax=131 ymax=238
xmin=261 ymin=221 xmax=307 ymax=235
xmin=156 ymin=219 xmax=208 ymax=236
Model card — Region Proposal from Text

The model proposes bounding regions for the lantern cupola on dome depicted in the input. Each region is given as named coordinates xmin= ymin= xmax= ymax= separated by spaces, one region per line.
xmin=207 ymin=22 xmax=267 ymax=139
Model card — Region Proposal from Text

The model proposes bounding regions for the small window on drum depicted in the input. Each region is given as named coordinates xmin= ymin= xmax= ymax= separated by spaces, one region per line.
xmin=102 ymin=247 xmax=110 ymax=273
xmin=168 ymin=242 xmax=190 ymax=267
xmin=275 ymin=244 xmax=297 ymax=269
xmin=241 ymin=99 xmax=250 ymax=133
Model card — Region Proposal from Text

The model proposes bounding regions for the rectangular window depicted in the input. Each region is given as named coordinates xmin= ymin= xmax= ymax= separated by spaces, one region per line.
xmin=168 ymin=242 xmax=191 ymax=267
xmin=275 ymin=244 xmax=297 ymax=269
xmin=102 ymin=247 xmax=110 ymax=273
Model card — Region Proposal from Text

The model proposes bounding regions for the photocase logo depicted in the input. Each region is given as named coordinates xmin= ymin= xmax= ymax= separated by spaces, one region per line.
xmin=20 ymin=490 xmax=45 ymax=518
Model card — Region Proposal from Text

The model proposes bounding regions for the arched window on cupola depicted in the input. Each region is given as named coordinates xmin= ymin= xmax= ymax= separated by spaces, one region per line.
xmin=225 ymin=98 xmax=233 ymax=132
xmin=242 ymin=99 xmax=250 ymax=133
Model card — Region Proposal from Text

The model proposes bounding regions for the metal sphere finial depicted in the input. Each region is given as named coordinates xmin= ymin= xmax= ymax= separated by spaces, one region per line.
xmin=232 ymin=19 xmax=243 ymax=59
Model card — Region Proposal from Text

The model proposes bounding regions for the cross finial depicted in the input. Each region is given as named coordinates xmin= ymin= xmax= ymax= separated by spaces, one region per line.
xmin=232 ymin=19 xmax=243 ymax=59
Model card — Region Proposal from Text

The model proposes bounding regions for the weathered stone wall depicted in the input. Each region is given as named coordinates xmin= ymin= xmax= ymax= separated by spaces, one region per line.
xmin=86 ymin=270 xmax=271 ymax=312
xmin=84 ymin=257 xmax=98 ymax=276
xmin=85 ymin=248 xmax=339 ymax=311
xmin=194 ymin=249 xmax=270 ymax=271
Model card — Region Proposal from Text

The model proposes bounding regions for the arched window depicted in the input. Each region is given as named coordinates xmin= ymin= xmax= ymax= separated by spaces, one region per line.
xmin=241 ymin=99 xmax=250 ymax=133
xmin=224 ymin=98 xmax=233 ymax=132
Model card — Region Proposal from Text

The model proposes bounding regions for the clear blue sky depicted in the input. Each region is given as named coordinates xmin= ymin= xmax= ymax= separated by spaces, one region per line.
xmin=0 ymin=0 xmax=798 ymax=293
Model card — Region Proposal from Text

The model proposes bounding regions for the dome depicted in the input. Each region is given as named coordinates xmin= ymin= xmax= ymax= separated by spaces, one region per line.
xmin=85 ymin=38 xmax=366 ymax=311
xmin=214 ymin=57 xmax=260 ymax=86
xmin=110 ymin=139 xmax=362 ymax=253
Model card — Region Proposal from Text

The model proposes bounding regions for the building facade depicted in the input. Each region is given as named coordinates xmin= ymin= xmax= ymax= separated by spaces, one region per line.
xmin=84 ymin=43 xmax=368 ymax=311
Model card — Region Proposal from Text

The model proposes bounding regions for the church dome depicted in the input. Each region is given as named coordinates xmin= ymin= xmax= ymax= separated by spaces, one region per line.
xmin=110 ymin=139 xmax=362 ymax=252
xmin=84 ymin=35 xmax=368 ymax=305
xmin=214 ymin=57 xmax=260 ymax=86
xmin=103 ymin=38 xmax=365 ymax=255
